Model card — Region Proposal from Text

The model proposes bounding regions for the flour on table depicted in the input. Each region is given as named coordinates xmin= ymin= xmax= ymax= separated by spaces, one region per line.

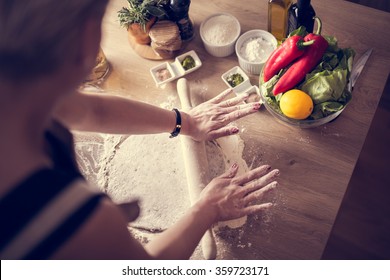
xmin=74 ymin=131 xmax=249 ymax=227
xmin=102 ymin=134 xmax=191 ymax=230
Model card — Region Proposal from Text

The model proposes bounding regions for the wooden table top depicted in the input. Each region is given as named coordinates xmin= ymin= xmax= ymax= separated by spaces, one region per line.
xmin=98 ymin=0 xmax=390 ymax=259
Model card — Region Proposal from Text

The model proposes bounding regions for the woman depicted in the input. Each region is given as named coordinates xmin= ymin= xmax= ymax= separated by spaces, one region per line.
xmin=0 ymin=0 xmax=279 ymax=259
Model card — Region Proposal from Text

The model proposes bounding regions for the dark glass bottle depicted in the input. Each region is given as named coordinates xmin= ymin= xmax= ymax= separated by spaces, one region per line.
xmin=287 ymin=0 xmax=316 ymax=35
xmin=287 ymin=3 xmax=299 ymax=35
xmin=297 ymin=0 xmax=316 ymax=33
xmin=169 ymin=0 xmax=194 ymax=41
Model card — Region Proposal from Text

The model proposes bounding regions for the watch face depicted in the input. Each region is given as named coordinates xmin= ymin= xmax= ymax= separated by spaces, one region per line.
xmin=170 ymin=125 xmax=181 ymax=138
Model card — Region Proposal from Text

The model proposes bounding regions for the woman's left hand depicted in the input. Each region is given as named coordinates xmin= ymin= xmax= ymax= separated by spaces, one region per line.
xmin=197 ymin=164 xmax=279 ymax=223
xmin=183 ymin=89 xmax=261 ymax=141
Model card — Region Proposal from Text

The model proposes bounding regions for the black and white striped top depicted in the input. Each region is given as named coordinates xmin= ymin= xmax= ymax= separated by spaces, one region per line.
xmin=0 ymin=121 xmax=105 ymax=259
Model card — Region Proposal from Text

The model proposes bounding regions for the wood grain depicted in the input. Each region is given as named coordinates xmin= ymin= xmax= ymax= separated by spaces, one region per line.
xmin=322 ymin=74 xmax=390 ymax=259
xmin=99 ymin=0 xmax=390 ymax=259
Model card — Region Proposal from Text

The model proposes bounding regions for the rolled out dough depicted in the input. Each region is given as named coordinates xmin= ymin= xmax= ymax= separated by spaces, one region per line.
xmin=74 ymin=131 xmax=247 ymax=231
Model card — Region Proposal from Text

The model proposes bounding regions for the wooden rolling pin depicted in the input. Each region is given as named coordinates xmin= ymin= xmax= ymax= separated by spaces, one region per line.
xmin=177 ymin=78 xmax=217 ymax=260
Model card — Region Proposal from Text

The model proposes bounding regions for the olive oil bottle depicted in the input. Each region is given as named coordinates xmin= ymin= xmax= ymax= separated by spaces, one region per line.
xmin=268 ymin=0 xmax=293 ymax=41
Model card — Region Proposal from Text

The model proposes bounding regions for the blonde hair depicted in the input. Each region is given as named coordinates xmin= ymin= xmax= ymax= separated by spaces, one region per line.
xmin=0 ymin=0 xmax=108 ymax=81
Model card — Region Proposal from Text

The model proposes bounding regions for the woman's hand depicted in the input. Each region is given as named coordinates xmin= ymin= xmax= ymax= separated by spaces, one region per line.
xmin=197 ymin=164 xmax=279 ymax=223
xmin=184 ymin=89 xmax=261 ymax=141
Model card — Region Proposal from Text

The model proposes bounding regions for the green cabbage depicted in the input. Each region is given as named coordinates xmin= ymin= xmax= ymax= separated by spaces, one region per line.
xmin=301 ymin=47 xmax=355 ymax=105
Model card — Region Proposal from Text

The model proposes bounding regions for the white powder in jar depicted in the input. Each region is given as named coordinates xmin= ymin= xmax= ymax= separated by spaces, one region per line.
xmin=202 ymin=15 xmax=239 ymax=45
xmin=240 ymin=37 xmax=275 ymax=62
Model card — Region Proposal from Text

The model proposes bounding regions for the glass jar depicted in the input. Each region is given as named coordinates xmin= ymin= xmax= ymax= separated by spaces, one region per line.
xmin=84 ymin=47 xmax=110 ymax=84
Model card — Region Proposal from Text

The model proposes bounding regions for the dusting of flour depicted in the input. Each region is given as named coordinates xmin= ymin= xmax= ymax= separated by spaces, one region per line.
xmin=74 ymin=131 xmax=247 ymax=231
xmin=103 ymin=134 xmax=190 ymax=230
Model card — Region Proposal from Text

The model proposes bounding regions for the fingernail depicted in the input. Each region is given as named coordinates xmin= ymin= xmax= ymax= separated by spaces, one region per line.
xmin=274 ymin=169 xmax=280 ymax=176
xmin=231 ymin=127 xmax=239 ymax=134
xmin=264 ymin=202 xmax=273 ymax=208
xmin=266 ymin=165 xmax=272 ymax=171
xmin=253 ymin=103 xmax=261 ymax=111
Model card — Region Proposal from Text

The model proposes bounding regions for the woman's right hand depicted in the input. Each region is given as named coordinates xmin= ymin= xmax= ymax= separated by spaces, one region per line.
xmin=197 ymin=164 xmax=279 ymax=223
xmin=183 ymin=89 xmax=262 ymax=142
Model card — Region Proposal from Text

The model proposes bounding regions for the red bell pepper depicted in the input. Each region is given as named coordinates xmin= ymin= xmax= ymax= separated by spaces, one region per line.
xmin=263 ymin=35 xmax=314 ymax=82
xmin=272 ymin=17 xmax=328 ymax=95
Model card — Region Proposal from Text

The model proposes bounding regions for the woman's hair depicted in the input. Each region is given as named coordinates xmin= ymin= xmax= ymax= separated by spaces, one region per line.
xmin=0 ymin=0 xmax=108 ymax=82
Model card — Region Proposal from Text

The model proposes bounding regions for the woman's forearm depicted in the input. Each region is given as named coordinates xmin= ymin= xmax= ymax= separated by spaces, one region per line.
xmin=54 ymin=92 xmax=190 ymax=136
xmin=55 ymin=89 xmax=260 ymax=141
xmin=144 ymin=200 xmax=216 ymax=259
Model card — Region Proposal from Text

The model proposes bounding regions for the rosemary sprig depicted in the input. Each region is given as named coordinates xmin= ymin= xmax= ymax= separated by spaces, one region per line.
xmin=117 ymin=0 xmax=168 ymax=31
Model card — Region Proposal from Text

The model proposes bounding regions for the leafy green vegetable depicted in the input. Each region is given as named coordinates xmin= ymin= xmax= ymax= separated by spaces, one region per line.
xmin=301 ymin=68 xmax=348 ymax=104
xmin=261 ymin=73 xmax=279 ymax=97
xmin=300 ymin=43 xmax=355 ymax=116
xmin=287 ymin=26 xmax=308 ymax=38
xmin=311 ymin=102 xmax=345 ymax=119
xmin=324 ymin=35 xmax=339 ymax=53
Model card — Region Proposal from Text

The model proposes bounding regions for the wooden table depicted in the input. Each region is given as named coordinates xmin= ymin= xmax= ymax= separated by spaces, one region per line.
xmin=98 ymin=0 xmax=390 ymax=259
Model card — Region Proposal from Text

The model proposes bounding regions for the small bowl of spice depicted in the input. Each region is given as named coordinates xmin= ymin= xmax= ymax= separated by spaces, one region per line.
xmin=235 ymin=29 xmax=277 ymax=75
xmin=221 ymin=66 xmax=251 ymax=93
xmin=150 ymin=62 xmax=175 ymax=86
xmin=200 ymin=13 xmax=241 ymax=57
xmin=175 ymin=50 xmax=202 ymax=76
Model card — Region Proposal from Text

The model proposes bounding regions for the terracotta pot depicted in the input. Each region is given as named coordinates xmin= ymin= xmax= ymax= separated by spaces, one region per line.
xmin=128 ymin=17 xmax=156 ymax=45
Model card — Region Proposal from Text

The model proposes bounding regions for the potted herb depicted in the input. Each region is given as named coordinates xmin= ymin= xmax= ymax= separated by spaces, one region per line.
xmin=118 ymin=0 xmax=168 ymax=45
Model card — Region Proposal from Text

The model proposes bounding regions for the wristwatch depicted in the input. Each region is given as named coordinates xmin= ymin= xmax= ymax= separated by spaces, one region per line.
xmin=170 ymin=108 xmax=182 ymax=138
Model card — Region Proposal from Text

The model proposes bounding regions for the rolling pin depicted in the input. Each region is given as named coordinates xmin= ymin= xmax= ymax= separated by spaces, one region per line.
xmin=177 ymin=78 xmax=217 ymax=260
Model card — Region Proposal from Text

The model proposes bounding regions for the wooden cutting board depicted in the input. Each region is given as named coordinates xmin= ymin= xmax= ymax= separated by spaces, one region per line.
xmin=127 ymin=31 xmax=178 ymax=60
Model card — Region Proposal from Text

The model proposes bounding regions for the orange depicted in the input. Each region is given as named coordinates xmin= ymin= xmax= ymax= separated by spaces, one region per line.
xmin=279 ymin=89 xmax=313 ymax=120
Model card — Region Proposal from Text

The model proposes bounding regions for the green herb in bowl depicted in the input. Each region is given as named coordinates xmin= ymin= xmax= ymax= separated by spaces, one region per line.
xmin=181 ymin=55 xmax=196 ymax=71
xmin=227 ymin=73 xmax=244 ymax=88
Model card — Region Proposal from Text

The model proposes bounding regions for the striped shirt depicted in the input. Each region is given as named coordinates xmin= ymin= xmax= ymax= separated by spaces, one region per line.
xmin=0 ymin=121 xmax=104 ymax=259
